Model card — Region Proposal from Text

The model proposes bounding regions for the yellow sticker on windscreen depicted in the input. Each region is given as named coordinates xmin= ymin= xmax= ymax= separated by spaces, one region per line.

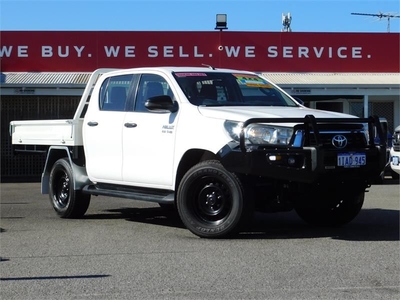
xmin=233 ymin=74 xmax=273 ymax=88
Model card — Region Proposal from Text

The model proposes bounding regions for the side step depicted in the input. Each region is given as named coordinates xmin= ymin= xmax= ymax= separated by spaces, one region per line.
xmin=82 ymin=185 xmax=175 ymax=204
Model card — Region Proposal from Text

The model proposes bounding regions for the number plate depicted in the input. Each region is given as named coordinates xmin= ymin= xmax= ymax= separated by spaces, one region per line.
xmin=337 ymin=153 xmax=366 ymax=168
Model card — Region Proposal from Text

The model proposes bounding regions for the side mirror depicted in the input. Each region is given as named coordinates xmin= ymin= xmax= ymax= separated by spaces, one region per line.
xmin=145 ymin=95 xmax=178 ymax=113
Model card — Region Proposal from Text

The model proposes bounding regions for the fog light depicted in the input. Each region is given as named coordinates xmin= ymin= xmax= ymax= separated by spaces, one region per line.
xmin=269 ymin=155 xmax=282 ymax=161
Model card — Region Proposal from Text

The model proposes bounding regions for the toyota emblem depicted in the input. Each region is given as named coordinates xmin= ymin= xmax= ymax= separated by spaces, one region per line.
xmin=332 ymin=135 xmax=347 ymax=149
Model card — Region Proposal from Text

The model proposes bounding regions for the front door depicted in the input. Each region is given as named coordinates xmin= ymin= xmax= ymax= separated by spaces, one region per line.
xmin=122 ymin=73 xmax=178 ymax=188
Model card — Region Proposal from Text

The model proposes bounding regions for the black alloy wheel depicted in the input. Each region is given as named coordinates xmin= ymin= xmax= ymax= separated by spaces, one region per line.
xmin=49 ymin=158 xmax=90 ymax=218
xmin=177 ymin=160 xmax=251 ymax=238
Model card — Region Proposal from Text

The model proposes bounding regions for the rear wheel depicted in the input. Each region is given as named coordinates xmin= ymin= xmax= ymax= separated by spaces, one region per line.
xmin=49 ymin=158 xmax=90 ymax=218
xmin=177 ymin=160 xmax=251 ymax=238
xmin=295 ymin=189 xmax=364 ymax=226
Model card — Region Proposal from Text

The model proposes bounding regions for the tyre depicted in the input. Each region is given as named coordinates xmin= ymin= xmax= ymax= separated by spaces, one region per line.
xmin=177 ymin=160 xmax=251 ymax=238
xmin=49 ymin=158 xmax=90 ymax=218
xmin=391 ymin=170 xmax=400 ymax=180
xmin=295 ymin=190 xmax=364 ymax=227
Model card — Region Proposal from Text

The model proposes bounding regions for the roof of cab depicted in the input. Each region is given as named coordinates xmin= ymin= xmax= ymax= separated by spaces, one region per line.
xmin=103 ymin=66 xmax=255 ymax=75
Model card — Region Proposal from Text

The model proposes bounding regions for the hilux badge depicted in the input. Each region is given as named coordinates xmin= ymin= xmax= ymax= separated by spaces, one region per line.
xmin=332 ymin=135 xmax=347 ymax=148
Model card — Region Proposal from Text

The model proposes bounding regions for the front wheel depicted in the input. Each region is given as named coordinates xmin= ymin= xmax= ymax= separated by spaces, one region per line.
xmin=295 ymin=190 xmax=365 ymax=227
xmin=49 ymin=158 xmax=90 ymax=218
xmin=177 ymin=160 xmax=251 ymax=238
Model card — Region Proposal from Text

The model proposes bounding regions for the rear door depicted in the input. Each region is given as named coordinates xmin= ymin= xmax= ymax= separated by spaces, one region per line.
xmin=84 ymin=74 xmax=136 ymax=183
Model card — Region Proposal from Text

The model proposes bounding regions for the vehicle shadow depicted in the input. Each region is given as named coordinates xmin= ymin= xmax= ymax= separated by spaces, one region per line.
xmin=85 ymin=207 xmax=186 ymax=229
xmin=378 ymin=177 xmax=400 ymax=185
xmin=238 ymin=208 xmax=399 ymax=241
xmin=85 ymin=206 xmax=399 ymax=242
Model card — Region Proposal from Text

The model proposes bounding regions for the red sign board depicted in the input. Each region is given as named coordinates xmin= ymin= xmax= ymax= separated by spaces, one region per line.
xmin=1 ymin=31 xmax=399 ymax=72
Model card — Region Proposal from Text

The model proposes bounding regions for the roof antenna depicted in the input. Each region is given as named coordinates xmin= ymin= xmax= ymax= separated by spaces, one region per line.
xmin=202 ymin=64 xmax=216 ymax=70
xmin=351 ymin=12 xmax=400 ymax=32
xmin=282 ymin=13 xmax=292 ymax=32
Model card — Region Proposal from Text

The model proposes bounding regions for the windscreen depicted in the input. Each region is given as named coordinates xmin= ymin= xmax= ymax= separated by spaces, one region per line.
xmin=172 ymin=72 xmax=298 ymax=107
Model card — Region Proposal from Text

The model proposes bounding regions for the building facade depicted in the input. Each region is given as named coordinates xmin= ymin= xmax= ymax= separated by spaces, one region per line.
xmin=1 ymin=31 xmax=399 ymax=181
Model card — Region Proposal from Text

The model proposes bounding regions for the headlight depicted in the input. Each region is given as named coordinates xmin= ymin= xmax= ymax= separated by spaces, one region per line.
xmin=224 ymin=120 xmax=243 ymax=142
xmin=224 ymin=120 xmax=293 ymax=145
xmin=246 ymin=124 xmax=293 ymax=145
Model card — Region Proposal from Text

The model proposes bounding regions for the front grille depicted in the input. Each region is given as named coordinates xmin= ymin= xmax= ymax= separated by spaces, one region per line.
xmin=293 ymin=123 xmax=368 ymax=150
xmin=310 ymin=132 xmax=367 ymax=149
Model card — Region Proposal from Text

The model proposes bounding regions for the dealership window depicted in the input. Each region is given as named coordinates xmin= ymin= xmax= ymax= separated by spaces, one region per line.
xmin=315 ymin=102 xmax=343 ymax=113
xmin=349 ymin=100 xmax=395 ymax=132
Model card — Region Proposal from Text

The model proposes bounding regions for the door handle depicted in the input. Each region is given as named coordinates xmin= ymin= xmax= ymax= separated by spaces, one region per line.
xmin=87 ymin=121 xmax=98 ymax=127
xmin=124 ymin=122 xmax=137 ymax=128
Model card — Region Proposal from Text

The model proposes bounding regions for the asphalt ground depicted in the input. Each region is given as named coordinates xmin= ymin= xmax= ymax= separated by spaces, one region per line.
xmin=1 ymin=179 xmax=399 ymax=300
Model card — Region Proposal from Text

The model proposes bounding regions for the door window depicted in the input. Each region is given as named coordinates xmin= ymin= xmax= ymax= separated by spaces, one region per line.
xmin=135 ymin=74 xmax=174 ymax=112
xmin=99 ymin=74 xmax=133 ymax=111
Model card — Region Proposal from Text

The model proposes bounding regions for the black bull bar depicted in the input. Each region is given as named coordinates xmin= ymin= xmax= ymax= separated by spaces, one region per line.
xmin=220 ymin=115 xmax=387 ymax=183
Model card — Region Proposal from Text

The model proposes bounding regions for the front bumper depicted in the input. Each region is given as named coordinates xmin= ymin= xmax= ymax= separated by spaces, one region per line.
xmin=219 ymin=115 xmax=387 ymax=184
xmin=220 ymin=144 xmax=385 ymax=183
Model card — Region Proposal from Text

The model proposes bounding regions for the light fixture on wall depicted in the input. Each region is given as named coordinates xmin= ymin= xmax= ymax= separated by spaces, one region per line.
xmin=215 ymin=14 xmax=228 ymax=31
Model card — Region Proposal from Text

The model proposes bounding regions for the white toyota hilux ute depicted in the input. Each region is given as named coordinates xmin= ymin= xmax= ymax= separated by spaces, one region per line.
xmin=10 ymin=67 xmax=387 ymax=238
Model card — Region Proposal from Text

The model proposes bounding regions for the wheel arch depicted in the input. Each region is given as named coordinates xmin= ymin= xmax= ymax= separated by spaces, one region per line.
xmin=42 ymin=146 xmax=90 ymax=194
xmin=175 ymin=149 xmax=218 ymax=193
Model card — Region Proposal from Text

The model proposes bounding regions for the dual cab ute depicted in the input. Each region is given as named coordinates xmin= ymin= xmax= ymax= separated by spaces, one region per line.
xmin=10 ymin=66 xmax=387 ymax=238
